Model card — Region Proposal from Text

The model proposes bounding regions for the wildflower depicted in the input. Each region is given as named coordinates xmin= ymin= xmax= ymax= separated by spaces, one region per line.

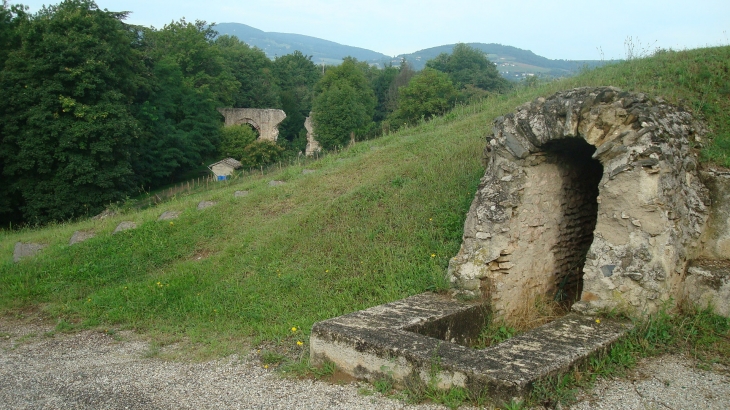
xmin=169 ymin=222 xmax=174 ymax=226
xmin=325 ymin=269 xmax=329 ymax=273
xmin=429 ymin=218 xmax=433 ymax=221
xmin=431 ymin=254 xmax=436 ymax=258
xmin=264 ymin=364 xmax=269 ymax=369
xmin=595 ymin=319 xmax=601 ymax=324
xmin=297 ymin=341 xmax=303 ymax=346
xmin=291 ymin=327 xmax=297 ymax=332
xmin=87 ymin=298 xmax=91 ymax=302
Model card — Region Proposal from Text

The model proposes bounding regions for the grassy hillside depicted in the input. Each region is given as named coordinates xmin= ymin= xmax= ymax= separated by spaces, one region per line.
xmin=1 ymin=46 xmax=728 ymax=358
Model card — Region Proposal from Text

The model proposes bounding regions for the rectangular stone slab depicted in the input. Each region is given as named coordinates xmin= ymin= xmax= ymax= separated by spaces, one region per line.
xmin=311 ymin=292 xmax=632 ymax=402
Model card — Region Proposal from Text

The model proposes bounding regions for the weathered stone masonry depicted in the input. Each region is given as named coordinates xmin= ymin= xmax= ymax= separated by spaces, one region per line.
xmin=448 ymin=87 xmax=713 ymax=318
xmin=217 ymin=108 xmax=286 ymax=142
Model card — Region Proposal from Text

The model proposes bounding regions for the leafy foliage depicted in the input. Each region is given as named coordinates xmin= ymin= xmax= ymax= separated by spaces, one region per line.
xmin=0 ymin=0 xmax=140 ymax=223
xmin=239 ymin=140 xmax=285 ymax=168
xmin=393 ymin=68 xmax=457 ymax=124
xmin=130 ymin=19 xmax=234 ymax=187
xmin=214 ymin=35 xmax=279 ymax=108
xmin=426 ymin=43 xmax=511 ymax=94
xmin=219 ymin=125 xmax=258 ymax=161
xmin=272 ymin=51 xmax=321 ymax=150
xmin=312 ymin=58 xmax=376 ymax=148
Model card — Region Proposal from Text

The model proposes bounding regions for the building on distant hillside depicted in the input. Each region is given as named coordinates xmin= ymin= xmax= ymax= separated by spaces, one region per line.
xmin=208 ymin=158 xmax=242 ymax=180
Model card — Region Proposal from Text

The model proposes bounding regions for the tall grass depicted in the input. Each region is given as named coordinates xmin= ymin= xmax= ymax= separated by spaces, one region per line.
xmin=1 ymin=46 xmax=729 ymax=358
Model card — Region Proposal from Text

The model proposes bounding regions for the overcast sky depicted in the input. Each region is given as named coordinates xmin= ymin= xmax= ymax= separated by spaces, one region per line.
xmin=10 ymin=0 xmax=730 ymax=60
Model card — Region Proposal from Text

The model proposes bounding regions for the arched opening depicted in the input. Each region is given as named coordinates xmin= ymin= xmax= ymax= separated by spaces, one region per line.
xmin=238 ymin=121 xmax=261 ymax=139
xmin=541 ymin=138 xmax=603 ymax=308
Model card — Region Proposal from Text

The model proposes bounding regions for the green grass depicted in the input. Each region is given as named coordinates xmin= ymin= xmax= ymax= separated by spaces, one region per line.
xmin=528 ymin=303 xmax=730 ymax=409
xmin=1 ymin=46 xmax=729 ymax=363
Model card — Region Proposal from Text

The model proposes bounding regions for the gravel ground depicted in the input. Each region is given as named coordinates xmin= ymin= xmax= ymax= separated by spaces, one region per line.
xmin=1 ymin=318 xmax=728 ymax=410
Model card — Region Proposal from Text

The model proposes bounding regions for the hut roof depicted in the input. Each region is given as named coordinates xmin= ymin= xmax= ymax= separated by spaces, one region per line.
xmin=208 ymin=158 xmax=242 ymax=170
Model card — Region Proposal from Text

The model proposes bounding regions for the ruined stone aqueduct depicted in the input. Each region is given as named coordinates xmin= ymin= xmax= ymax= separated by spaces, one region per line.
xmin=217 ymin=107 xmax=321 ymax=156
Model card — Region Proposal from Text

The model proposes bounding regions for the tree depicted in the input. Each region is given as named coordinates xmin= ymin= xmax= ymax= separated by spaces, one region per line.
xmin=311 ymin=58 xmax=376 ymax=148
xmin=370 ymin=63 xmax=399 ymax=123
xmin=0 ymin=0 xmax=141 ymax=224
xmin=272 ymin=51 xmax=320 ymax=150
xmin=0 ymin=1 xmax=25 ymax=69
xmin=219 ymin=124 xmax=258 ymax=161
xmin=385 ymin=58 xmax=416 ymax=113
xmin=393 ymin=68 xmax=457 ymax=124
xmin=426 ymin=43 xmax=510 ymax=94
xmin=214 ymin=35 xmax=279 ymax=109
xmin=130 ymin=20 xmax=235 ymax=186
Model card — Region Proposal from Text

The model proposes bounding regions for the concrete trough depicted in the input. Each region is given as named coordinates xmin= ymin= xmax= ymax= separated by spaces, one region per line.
xmin=311 ymin=292 xmax=631 ymax=402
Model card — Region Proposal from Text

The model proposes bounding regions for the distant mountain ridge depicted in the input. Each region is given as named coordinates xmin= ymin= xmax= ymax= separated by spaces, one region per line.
xmin=214 ymin=23 xmax=390 ymax=66
xmin=214 ymin=22 xmax=608 ymax=79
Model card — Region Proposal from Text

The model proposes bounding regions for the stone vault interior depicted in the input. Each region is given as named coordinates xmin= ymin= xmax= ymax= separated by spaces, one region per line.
xmin=541 ymin=138 xmax=603 ymax=307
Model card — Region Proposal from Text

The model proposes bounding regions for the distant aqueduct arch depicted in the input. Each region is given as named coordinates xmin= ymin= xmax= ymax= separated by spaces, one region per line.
xmin=217 ymin=108 xmax=286 ymax=142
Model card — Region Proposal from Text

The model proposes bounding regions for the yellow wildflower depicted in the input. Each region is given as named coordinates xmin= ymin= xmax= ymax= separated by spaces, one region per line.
xmin=297 ymin=341 xmax=303 ymax=346
xmin=595 ymin=319 xmax=601 ymax=324
xmin=291 ymin=327 xmax=297 ymax=332
xmin=431 ymin=254 xmax=436 ymax=258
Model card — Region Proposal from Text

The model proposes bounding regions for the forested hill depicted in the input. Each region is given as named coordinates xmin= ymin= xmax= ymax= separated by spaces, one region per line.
xmin=214 ymin=23 xmax=390 ymax=66
xmin=215 ymin=23 xmax=609 ymax=80
xmin=396 ymin=43 xmax=610 ymax=79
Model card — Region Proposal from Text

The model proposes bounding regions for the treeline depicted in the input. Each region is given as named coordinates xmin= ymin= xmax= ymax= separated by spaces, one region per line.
xmin=0 ymin=0 xmax=510 ymax=226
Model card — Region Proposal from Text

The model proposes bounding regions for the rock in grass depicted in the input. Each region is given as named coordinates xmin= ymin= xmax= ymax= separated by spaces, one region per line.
xmin=69 ymin=230 xmax=95 ymax=246
xmin=13 ymin=242 xmax=47 ymax=262
xmin=197 ymin=201 xmax=216 ymax=210
xmin=157 ymin=211 xmax=181 ymax=221
xmin=113 ymin=221 xmax=137 ymax=234
xmin=302 ymin=169 xmax=316 ymax=175
xmin=234 ymin=190 xmax=249 ymax=198
xmin=269 ymin=180 xmax=285 ymax=187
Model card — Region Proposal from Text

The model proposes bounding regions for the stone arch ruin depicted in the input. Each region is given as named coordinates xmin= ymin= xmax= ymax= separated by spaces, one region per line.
xmin=448 ymin=87 xmax=713 ymax=318
xmin=217 ymin=108 xmax=286 ymax=142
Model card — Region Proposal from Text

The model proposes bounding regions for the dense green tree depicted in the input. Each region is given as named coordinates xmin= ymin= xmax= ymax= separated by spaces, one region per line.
xmin=312 ymin=58 xmax=376 ymax=148
xmin=130 ymin=20 xmax=235 ymax=186
xmin=0 ymin=1 xmax=26 ymax=69
xmin=0 ymin=0 xmax=141 ymax=223
xmin=219 ymin=124 xmax=258 ymax=161
xmin=370 ymin=64 xmax=399 ymax=123
xmin=272 ymin=51 xmax=320 ymax=150
xmin=239 ymin=140 xmax=284 ymax=168
xmin=393 ymin=68 xmax=457 ymax=124
xmin=426 ymin=43 xmax=510 ymax=94
xmin=385 ymin=59 xmax=416 ymax=113
xmin=214 ymin=35 xmax=279 ymax=108
xmin=0 ymin=1 xmax=27 ymax=221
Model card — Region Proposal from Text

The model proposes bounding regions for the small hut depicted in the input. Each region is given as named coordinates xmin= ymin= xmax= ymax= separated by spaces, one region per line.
xmin=208 ymin=158 xmax=242 ymax=180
